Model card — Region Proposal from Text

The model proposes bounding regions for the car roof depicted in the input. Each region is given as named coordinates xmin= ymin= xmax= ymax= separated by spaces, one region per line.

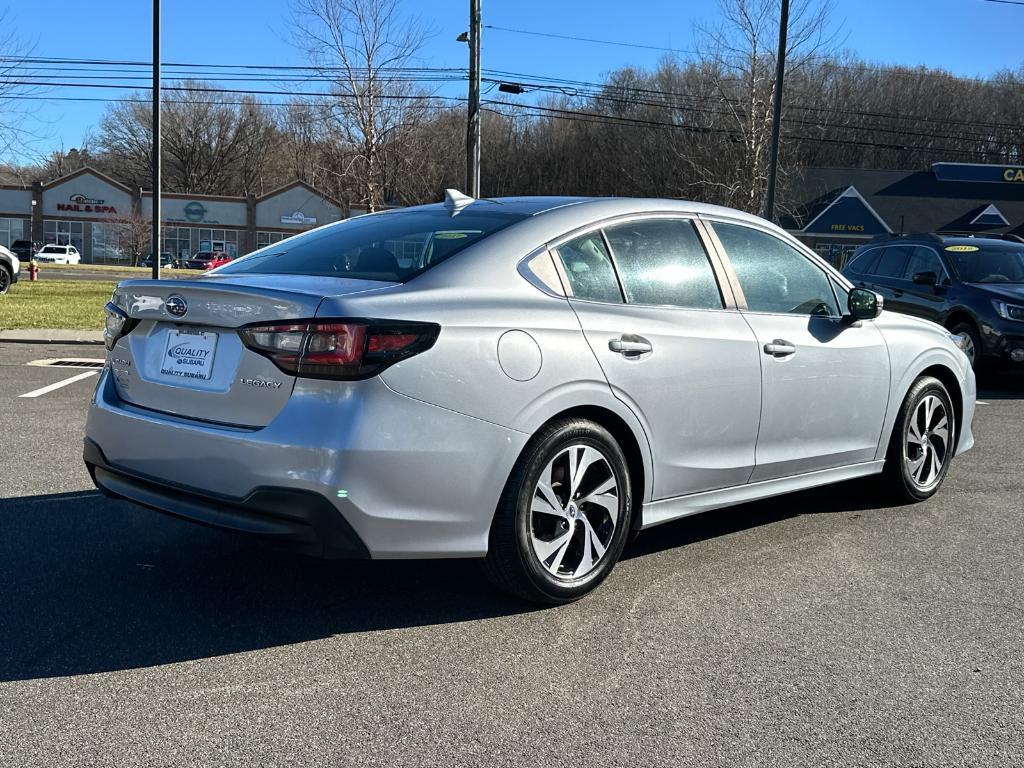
xmin=402 ymin=195 xmax=767 ymax=223
xmin=861 ymin=234 xmax=1024 ymax=250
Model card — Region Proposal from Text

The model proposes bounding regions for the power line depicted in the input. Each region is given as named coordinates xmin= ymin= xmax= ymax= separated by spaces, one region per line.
xmin=484 ymin=25 xmax=700 ymax=55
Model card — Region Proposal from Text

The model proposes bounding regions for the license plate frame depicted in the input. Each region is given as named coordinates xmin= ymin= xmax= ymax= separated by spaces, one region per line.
xmin=159 ymin=328 xmax=219 ymax=382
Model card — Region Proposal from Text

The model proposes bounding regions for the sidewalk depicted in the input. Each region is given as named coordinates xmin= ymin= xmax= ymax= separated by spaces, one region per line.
xmin=0 ymin=329 xmax=104 ymax=345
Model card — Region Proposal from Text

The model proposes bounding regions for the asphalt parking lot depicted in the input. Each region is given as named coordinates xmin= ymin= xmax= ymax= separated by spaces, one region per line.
xmin=1 ymin=341 xmax=1022 ymax=767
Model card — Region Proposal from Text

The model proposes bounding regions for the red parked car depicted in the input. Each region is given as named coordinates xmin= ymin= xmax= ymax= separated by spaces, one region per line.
xmin=184 ymin=251 xmax=233 ymax=271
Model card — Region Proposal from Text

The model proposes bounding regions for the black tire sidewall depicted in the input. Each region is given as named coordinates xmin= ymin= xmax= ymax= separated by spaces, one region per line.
xmin=513 ymin=422 xmax=632 ymax=602
xmin=0 ymin=266 xmax=10 ymax=294
xmin=892 ymin=377 xmax=955 ymax=501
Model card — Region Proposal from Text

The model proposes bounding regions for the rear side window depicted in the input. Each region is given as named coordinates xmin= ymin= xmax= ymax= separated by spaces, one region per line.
xmin=874 ymin=246 xmax=911 ymax=278
xmin=553 ymin=232 xmax=623 ymax=303
xmin=713 ymin=222 xmax=840 ymax=316
xmin=216 ymin=209 xmax=528 ymax=282
xmin=603 ymin=219 xmax=723 ymax=309
xmin=846 ymin=247 xmax=882 ymax=275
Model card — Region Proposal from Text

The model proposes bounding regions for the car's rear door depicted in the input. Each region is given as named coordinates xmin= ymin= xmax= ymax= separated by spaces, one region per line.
xmin=705 ymin=219 xmax=891 ymax=481
xmin=553 ymin=216 xmax=762 ymax=500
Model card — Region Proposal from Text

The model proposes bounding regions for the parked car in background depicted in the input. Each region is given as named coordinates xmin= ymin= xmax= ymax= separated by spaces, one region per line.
xmin=35 ymin=244 xmax=81 ymax=265
xmin=141 ymin=251 xmax=177 ymax=269
xmin=0 ymin=245 xmax=20 ymax=294
xmin=184 ymin=251 xmax=232 ymax=270
xmin=88 ymin=195 xmax=975 ymax=604
xmin=10 ymin=240 xmax=39 ymax=262
xmin=842 ymin=233 xmax=1024 ymax=369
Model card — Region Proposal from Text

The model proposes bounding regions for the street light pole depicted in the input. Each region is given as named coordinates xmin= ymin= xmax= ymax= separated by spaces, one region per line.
xmin=763 ymin=0 xmax=789 ymax=223
xmin=151 ymin=0 xmax=161 ymax=279
xmin=466 ymin=0 xmax=481 ymax=198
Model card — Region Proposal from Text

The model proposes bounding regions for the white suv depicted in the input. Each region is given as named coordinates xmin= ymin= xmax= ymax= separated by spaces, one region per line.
xmin=0 ymin=245 xmax=19 ymax=293
xmin=35 ymin=244 xmax=81 ymax=265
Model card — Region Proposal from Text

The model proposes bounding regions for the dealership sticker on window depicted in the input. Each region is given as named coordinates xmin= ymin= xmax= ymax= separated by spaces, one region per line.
xmin=160 ymin=329 xmax=218 ymax=381
xmin=945 ymin=245 xmax=980 ymax=252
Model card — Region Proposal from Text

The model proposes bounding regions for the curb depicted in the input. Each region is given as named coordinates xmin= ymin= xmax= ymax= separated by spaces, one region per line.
xmin=0 ymin=331 xmax=104 ymax=345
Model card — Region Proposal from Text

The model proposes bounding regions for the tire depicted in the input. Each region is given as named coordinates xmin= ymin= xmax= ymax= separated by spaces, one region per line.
xmin=881 ymin=376 xmax=956 ymax=503
xmin=948 ymin=321 xmax=981 ymax=370
xmin=0 ymin=265 xmax=10 ymax=295
xmin=483 ymin=418 xmax=633 ymax=604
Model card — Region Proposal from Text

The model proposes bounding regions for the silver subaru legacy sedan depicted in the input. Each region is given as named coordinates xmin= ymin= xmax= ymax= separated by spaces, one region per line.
xmin=86 ymin=194 xmax=976 ymax=603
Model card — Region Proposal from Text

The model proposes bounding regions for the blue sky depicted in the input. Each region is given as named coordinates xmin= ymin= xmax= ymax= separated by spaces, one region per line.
xmin=6 ymin=0 xmax=1022 ymax=158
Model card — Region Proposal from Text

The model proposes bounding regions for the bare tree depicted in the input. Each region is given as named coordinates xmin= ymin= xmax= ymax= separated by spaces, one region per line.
xmin=291 ymin=0 xmax=430 ymax=211
xmin=695 ymin=0 xmax=840 ymax=212
xmin=0 ymin=11 xmax=43 ymax=166
xmin=96 ymin=83 xmax=283 ymax=195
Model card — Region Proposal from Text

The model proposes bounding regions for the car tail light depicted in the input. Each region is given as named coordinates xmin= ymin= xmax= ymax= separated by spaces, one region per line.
xmin=238 ymin=319 xmax=440 ymax=380
xmin=103 ymin=301 xmax=139 ymax=351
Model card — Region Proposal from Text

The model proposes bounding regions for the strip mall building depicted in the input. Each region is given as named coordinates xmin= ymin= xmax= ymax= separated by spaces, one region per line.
xmin=0 ymin=167 xmax=353 ymax=263
xmin=784 ymin=162 xmax=1024 ymax=265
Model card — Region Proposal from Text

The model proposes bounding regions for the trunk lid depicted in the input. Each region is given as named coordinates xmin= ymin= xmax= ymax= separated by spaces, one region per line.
xmin=110 ymin=275 xmax=398 ymax=427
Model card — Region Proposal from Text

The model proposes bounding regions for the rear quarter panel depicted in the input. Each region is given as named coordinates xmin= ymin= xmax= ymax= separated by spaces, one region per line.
xmin=321 ymin=278 xmax=657 ymax=502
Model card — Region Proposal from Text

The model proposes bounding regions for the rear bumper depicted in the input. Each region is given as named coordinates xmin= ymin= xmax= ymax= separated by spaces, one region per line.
xmin=85 ymin=438 xmax=370 ymax=558
xmin=84 ymin=369 xmax=529 ymax=559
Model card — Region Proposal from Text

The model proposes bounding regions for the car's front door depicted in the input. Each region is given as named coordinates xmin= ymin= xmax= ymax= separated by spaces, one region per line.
xmin=552 ymin=217 xmax=762 ymax=500
xmin=893 ymin=245 xmax=950 ymax=322
xmin=707 ymin=220 xmax=891 ymax=482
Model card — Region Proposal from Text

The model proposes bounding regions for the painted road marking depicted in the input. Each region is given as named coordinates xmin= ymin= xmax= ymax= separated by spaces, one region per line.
xmin=19 ymin=370 xmax=98 ymax=399
xmin=976 ymin=401 xmax=989 ymax=406
xmin=26 ymin=358 xmax=105 ymax=368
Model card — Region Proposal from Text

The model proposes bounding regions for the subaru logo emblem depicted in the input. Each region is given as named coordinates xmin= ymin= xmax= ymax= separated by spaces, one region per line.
xmin=166 ymin=296 xmax=188 ymax=317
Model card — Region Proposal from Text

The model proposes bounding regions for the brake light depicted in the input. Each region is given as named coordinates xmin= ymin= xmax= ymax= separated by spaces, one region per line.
xmin=238 ymin=319 xmax=439 ymax=380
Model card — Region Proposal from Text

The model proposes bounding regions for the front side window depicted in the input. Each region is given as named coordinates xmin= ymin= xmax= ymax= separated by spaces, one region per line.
xmin=553 ymin=231 xmax=623 ymax=303
xmin=603 ymin=219 xmax=723 ymax=309
xmin=904 ymin=247 xmax=946 ymax=283
xmin=218 ymin=209 xmax=528 ymax=282
xmin=713 ymin=222 xmax=840 ymax=316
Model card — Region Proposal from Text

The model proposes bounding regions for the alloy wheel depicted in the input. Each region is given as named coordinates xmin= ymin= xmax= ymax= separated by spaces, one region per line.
xmin=960 ymin=334 xmax=976 ymax=366
xmin=904 ymin=394 xmax=951 ymax=491
xmin=529 ymin=444 xmax=620 ymax=581
xmin=0 ymin=269 xmax=9 ymax=294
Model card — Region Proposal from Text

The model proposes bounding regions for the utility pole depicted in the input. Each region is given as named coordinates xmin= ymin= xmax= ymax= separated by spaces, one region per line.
xmin=466 ymin=0 xmax=481 ymax=198
xmin=763 ymin=0 xmax=789 ymax=223
xmin=151 ymin=0 xmax=161 ymax=279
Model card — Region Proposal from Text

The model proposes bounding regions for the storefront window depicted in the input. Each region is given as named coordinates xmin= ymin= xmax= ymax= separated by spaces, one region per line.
xmin=0 ymin=217 xmax=25 ymax=248
xmin=256 ymin=231 xmax=287 ymax=249
xmin=197 ymin=228 xmax=239 ymax=257
xmin=162 ymin=227 xmax=192 ymax=261
xmin=91 ymin=222 xmax=126 ymax=265
xmin=43 ymin=220 xmax=85 ymax=254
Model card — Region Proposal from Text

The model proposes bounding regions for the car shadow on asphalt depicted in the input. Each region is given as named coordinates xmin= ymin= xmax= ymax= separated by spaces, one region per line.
xmin=0 ymin=491 xmax=535 ymax=682
xmin=0 ymin=479 xmax=889 ymax=682
xmin=624 ymin=479 xmax=884 ymax=562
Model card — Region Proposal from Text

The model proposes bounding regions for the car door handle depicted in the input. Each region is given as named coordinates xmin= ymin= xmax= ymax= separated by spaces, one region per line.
xmin=609 ymin=335 xmax=653 ymax=356
xmin=764 ymin=339 xmax=796 ymax=357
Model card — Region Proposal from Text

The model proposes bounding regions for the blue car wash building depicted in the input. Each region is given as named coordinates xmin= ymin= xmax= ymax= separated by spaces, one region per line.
xmin=784 ymin=162 xmax=1024 ymax=265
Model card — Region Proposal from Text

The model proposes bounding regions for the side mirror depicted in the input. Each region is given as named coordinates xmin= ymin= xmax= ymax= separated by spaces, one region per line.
xmin=912 ymin=271 xmax=938 ymax=286
xmin=848 ymin=287 xmax=883 ymax=320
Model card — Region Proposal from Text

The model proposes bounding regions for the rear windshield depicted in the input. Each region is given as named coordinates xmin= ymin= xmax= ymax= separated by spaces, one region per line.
xmin=216 ymin=209 xmax=529 ymax=282
xmin=946 ymin=243 xmax=1024 ymax=284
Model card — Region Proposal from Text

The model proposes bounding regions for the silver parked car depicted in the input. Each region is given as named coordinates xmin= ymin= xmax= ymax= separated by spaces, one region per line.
xmin=86 ymin=194 xmax=976 ymax=603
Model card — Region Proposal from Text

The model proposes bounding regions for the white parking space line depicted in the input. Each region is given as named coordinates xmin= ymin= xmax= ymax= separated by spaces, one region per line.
xmin=976 ymin=401 xmax=990 ymax=406
xmin=19 ymin=370 xmax=98 ymax=399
